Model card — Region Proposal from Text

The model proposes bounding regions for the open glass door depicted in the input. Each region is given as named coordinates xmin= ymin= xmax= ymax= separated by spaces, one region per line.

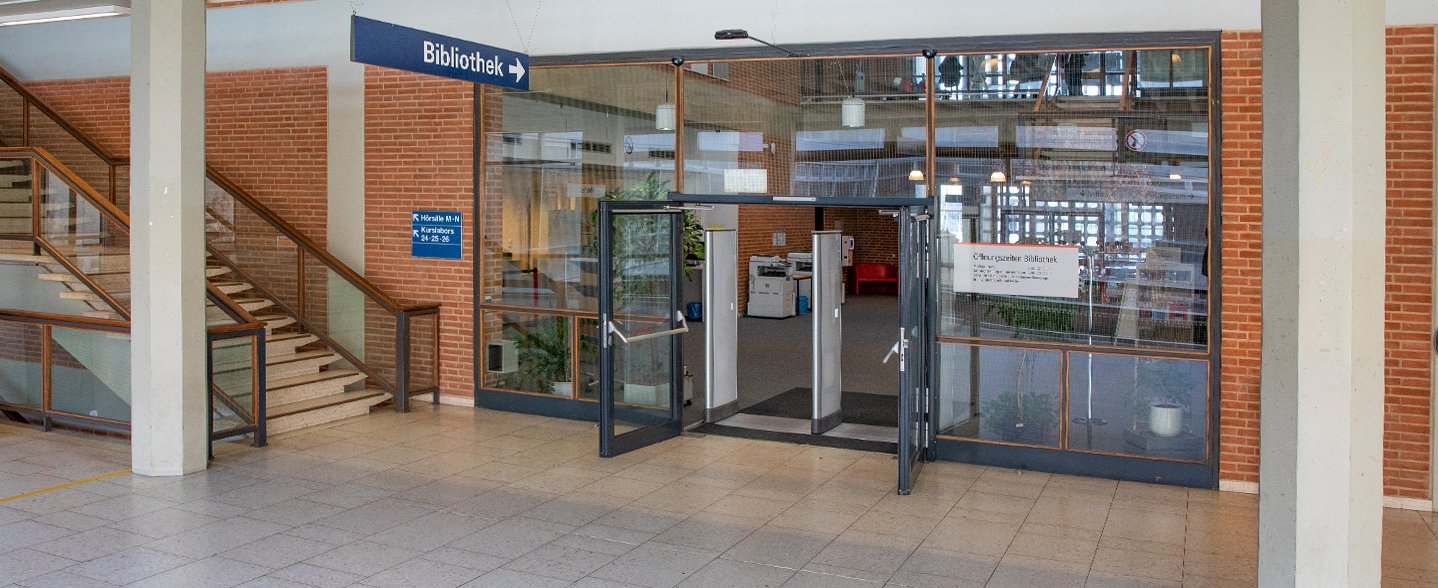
xmin=597 ymin=200 xmax=686 ymax=457
xmin=897 ymin=205 xmax=935 ymax=494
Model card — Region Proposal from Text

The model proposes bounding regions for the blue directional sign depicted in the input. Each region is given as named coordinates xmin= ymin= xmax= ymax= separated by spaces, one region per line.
xmin=411 ymin=211 xmax=462 ymax=260
xmin=351 ymin=15 xmax=529 ymax=90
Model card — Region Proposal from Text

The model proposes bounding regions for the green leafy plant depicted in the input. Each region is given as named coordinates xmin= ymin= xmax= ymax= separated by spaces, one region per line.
xmin=497 ymin=318 xmax=569 ymax=395
xmin=980 ymin=390 xmax=1058 ymax=441
xmin=586 ymin=172 xmax=705 ymax=279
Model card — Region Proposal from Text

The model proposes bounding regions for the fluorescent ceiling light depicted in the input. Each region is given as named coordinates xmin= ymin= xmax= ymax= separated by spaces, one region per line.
xmin=0 ymin=1 xmax=128 ymax=27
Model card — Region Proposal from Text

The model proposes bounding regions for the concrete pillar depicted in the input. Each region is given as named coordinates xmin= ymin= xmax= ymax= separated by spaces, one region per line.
xmin=1259 ymin=0 xmax=1386 ymax=584
xmin=129 ymin=0 xmax=208 ymax=476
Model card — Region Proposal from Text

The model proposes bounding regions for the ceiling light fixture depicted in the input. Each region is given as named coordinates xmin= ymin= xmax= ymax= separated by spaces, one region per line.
xmin=908 ymin=164 xmax=925 ymax=182
xmin=0 ymin=2 xmax=129 ymax=27
xmin=1169 ymin=172 xmax=1183 ymax=180
xmin=990 ymin=170 xmax=1007 ymax=183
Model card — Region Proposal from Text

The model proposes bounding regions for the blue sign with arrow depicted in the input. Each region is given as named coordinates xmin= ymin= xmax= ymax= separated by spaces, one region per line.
xmin=351 ymin=15 xmax=529 ymax=90
xmin=411 ymin=210 xmax=463 ymax=260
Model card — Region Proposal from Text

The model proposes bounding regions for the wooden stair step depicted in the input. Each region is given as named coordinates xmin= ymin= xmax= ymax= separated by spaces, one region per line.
xmin=206 ymin=266 xmax=231 ymax=278
xmin=267 ymin=369 xmax=367 ymax=407
xmin=266 ymin=332 xmax=317 ymax=355
xmin=253 ymin=313 xmax=295 ymax=330
xmin=0 ymin=251 xmax=49 ymax=264
xmin=265 ymin=349 xmax=342 ymax=380
xmin=209 ymin=280 xmax=253 ymax=295
xmin=265 ymin=389 xmax=388 ymax=435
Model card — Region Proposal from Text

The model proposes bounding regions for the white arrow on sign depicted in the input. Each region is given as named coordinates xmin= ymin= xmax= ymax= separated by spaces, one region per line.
xmin=413 ymin=230 xmax=419 ymax=237
xmin=411 ymin=213 xmax=419 ymax=221
xmin=512 ymin=58 xmax=526 ymax=83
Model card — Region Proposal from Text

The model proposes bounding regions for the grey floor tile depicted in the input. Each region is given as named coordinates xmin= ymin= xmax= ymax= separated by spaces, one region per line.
xmin=266 ymin=562 xmax=365 ymax=588
xmin=366 ymin=510 xmax=497 ymax=551
xmin=66 ymin=545 xmax=193 ymax=585
xmin=784 ymin=569 xmax=886 ymax=588
xmin=31 ymin=525 xmax=151 ymax=561
xmin=653 ymin=511 xmax=766 ymax=554
xmin=364 ymin=557 xmax=486 ymax=588
xmin=242 ymin=498 xmax=348 ymax=526
xmin=502 ymin=543 xmax=618 ymax=581
xmin=220 ymin=532 xmax=338 ymax=568
xmin=591 ymin=543 xmax=717 ymax=588
xmin=0 ymin=520 xmax=76 ymax=553
xmin=311 ymin=498 xmax=436 ymax=535
xmin=302 ymin=539 xmax=420 ymax=577
xmin=146 ymin=516 xmax=290 ymax=559
xmin=896 ymin=547 xmax=999 ymax=583
xmin=126 ymin=555 xmax=271 ymax=588
xmin=69 ymin=493 xmax=177 ymax=522
xmin=418 ymin=546 xmax=511 ymax=573
xmin=677 ymin=557 xmax=795 ymax=588
xmin=0 ymin=548 xmax=76 ymax=584
xmin=722 ymin=525 xmax=834 ymax=569
xmin=449 ymin=518 xmax=570 ymax=559
xmin=30 ymin=510 xmax=113 ymax=532
xmin=460 ymin=568 xmax=572 ymax=588
xmin=15 ymin=570 xmax=115 ymax=588
xmin=986 ymin=554 xmax=1089 ymax=588
xmin=810 ymin=530 xmax=921 ymax=575
xmin=233 ymin=577 xmax=316 ymax=588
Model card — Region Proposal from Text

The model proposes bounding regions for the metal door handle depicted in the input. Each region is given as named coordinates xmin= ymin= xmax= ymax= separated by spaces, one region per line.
xmin=609 ymin=311 xmax=689 ymax=345
xmin=883 ymin=340 xmax=901 ymax=364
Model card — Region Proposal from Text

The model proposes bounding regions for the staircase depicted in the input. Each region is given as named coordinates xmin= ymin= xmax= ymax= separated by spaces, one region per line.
xmin=0 ymin=68 xmax=437 ymax=440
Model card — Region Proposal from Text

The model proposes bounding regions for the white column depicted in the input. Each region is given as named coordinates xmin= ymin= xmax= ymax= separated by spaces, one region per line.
xmin=1259 ymin=0 xmax=1385 ymax=585
xmin=130 ymin=0 xmax=208 ymax=476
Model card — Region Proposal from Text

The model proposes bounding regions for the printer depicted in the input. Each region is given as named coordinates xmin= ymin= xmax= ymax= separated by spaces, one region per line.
xmin=786 ymin=252 xmax=813 ymax=302
xmin=748 ymin=255 xmax=796 ymax=318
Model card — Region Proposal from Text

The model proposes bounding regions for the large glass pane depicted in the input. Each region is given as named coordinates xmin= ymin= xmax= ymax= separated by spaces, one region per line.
xmin=482 ymin=311 xmax=572 ymax=396
xmin=27 ymin=115 xmax=115 ymax=207
xmin=481 ymin=65 xmax=676 ymax=311
xmin=39 ymin=167 xmax=130 ymax=317
xmin=936 ymin=342 xmax=1062 ymax=448
xmin=682 ymin=57 xmax=929 ymax=200
xmin=0 ymin=86 xmax=23 ymax=146
xmin=210 ymin=335 xmax=257 ymax=434
xmin=205 ymin=178 xmax=299 ymax=314
xmin=1067 ymin=353 xmax=1207 ymax=462
xmin=49 ymin=326 xmax=130 ymax=423
xmin=0 ymin=320 xmax=43 ymax=409
xmin=934 ymin=48 xmax=1210 ymax=353
xmin=0 ymin=156 xmax=30 ymax=236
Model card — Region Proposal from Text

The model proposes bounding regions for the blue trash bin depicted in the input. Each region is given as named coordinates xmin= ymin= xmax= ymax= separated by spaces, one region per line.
xmin=685 ymin=302 xmax=703 ymax=321
xmin=797 ymin=295 xmax=810 ymax=314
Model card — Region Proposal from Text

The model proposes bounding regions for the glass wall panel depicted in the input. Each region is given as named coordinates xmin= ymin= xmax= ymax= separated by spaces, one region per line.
xmin=482 ymin=65 xmax=676 ymax=312
xmin=481 ymin=311 xmax=572 ymax=397
xmin=48 ymin=327 xmax=130 ymax=423
xmin=0 ymin=320 xmax=43 ymax=409
xmin=934 ymin=49 xmax=1211 ymax=353
xmin=936 ymin=342 xmax=1063 ymax=448
xmin=1066 ymin=352 xmax=1208 ymax=462
xmin=682 ymin=57 xmax=929 ymax=200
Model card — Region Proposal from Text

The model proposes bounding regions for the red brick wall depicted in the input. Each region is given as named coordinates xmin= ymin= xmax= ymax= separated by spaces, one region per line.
xmin=24 ymin=68 xmax=329 ymax=242
xmin=363 ymin=66 xmax=474 ymax=401
xmin=1219 ymin=28 xmax=1436 ymax=500
xmin=1217 ymin=31 xmax=1264 ymax=487
xmin=1382 ymin=26 xmax=1435 ymax=500
xmin=824 ymin=207 xmax=899 ymax=266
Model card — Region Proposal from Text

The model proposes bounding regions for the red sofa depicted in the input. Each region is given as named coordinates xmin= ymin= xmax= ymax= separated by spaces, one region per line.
xmin=852 ymin=262 xmax=898 ymax=295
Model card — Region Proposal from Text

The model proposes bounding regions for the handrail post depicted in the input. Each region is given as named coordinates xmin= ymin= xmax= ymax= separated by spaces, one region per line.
xmin=206 ymin=331 xmax=215 ymax=461
xmin=40 ymin=323 xmax=51 ymax=431
xmin=254 ymin=326 xmax=267 ymax=447
xmin=396 ymin=313 xmax=410 ymax=413
xmin=21 ymin=99 xmax=28 ymax=146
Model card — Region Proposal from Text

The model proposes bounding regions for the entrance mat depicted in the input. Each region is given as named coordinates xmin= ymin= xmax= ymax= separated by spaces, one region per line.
xmin=692 ymin=422 xmax=897 ymax=454
xmin=741 ymin=387 xmax=898 ymax=428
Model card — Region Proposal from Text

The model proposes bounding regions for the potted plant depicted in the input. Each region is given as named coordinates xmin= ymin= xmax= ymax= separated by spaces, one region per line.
xmin=1129 ymin=357 xmax=1194 ymax=438
xmin=497 ymin=318 xmax=571 ymax=396
xmin=977 ymin=297 xmax=1075 ymax=443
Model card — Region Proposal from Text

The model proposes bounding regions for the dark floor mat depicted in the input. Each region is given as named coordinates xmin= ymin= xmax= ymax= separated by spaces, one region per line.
xmin=691 ymin=423 xmax=897 ymax=454
xmin=741 ymin=387 xmax=898 ymax=428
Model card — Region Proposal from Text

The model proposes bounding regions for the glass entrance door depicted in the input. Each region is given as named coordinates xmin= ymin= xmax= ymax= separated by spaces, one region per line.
xmin=898 ymin=205 xmax=935 ymax=494
xmin=597 ymin=201 xmax=687 ymax=457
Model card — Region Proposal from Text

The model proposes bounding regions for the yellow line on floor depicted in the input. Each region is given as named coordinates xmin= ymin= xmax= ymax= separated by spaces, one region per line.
xmin=0 ymin=468 xmax=131 ymax=504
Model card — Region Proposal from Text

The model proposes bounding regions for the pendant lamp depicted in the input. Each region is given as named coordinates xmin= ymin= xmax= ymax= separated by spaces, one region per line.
xmin=841 ymin=97 xmax=865 ymax=128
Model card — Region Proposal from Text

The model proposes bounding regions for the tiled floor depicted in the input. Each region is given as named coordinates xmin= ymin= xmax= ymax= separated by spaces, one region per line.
xmin=1 ymin=405 xmax=1436 ymax=588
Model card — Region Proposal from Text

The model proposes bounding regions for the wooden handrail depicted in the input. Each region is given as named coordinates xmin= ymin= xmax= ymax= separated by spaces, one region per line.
xmin=204 ymin=167 xmax=438 ymax=314
xmin=0 ymin=307 xmax=129 ymax=332
xmin=0 ymin=147 xmax=131 ymax=230
xmin=0 ymin=67 xmax=125 ymax=167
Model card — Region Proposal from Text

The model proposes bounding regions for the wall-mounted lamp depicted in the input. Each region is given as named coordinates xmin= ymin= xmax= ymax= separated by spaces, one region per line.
xmin=840 ymin=97 xmax=865 ymax=128
xmin=714 ymin=28 xmax=803 ymax=56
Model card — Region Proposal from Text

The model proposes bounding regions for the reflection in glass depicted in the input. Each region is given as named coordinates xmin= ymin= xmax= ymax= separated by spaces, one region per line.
xmin=682 ymin=57 xmax=929 ymax=200
xmin=48 ymin=327 xmax=130 ymax=422
xmin=0 ymin=321 xmax=43 ymax=409
xmin=937 ymin=343 xmax=1062 ymax=448
xmin=482 ymin=65 xmax=676 ymax=311
xmin=483 ymin=312 xmax=571 ymax=396
xmin=934 ymin=48 xmax=1210 ymax=353
xmin=1067 ymin=353 xmax=1207 ymax=462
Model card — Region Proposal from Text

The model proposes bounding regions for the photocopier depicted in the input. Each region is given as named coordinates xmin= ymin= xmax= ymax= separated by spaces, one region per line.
xmin=786 ymin=251 xmax=813 ymax=302
xmin=747 ymin=255 xmax=796 ymax=318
